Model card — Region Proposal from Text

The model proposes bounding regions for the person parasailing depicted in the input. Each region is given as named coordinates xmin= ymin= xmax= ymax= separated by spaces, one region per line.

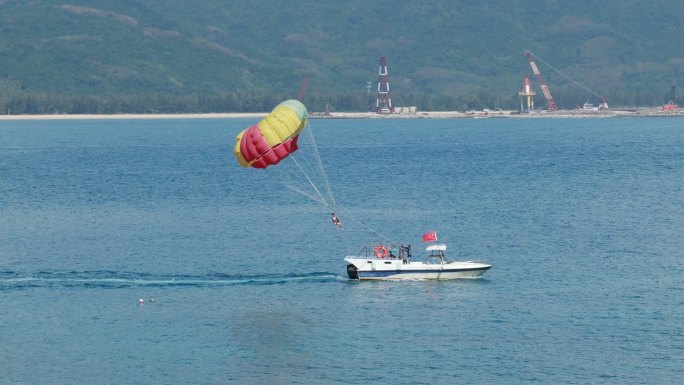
xmin=331 ymin=212 xmax=343 ymax=229
xmin=233 ymin=99 xmax=342 ymax=229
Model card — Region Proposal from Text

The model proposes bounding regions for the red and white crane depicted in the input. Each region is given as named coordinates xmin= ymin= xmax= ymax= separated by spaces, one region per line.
xmin=524 ymin=50 xmax=558 ymax=111
xmin=296 ymin=74 xmax=311 ymax=101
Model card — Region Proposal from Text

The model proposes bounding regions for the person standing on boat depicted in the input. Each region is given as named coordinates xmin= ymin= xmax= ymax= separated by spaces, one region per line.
xmin=400 ymin=244 xmax=412 ymax=264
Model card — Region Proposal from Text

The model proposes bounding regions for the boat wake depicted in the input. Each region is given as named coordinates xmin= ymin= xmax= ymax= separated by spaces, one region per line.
xmin=0 ymin=270 xmax=346 ymax=289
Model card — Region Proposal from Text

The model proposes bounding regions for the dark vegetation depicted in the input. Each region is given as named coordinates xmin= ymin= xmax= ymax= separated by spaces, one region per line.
xmin=1 ymin=0 xmax=683 ymax=113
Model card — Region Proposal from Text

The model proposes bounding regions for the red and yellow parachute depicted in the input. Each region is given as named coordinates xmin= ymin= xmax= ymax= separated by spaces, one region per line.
xmin=234 ymin=100 xmax=308 ymax=169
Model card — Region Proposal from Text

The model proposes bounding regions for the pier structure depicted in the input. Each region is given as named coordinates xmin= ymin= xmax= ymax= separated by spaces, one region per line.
xmin=518 ymin=76 xmax=536 ymax=113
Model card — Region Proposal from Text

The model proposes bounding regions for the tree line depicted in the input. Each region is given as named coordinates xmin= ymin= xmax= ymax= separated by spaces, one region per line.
xmin=0 ymin=89 xmax=674 ymax=115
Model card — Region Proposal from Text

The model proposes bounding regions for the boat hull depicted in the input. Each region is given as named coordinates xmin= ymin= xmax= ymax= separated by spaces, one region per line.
xmin=345 ymin=257 xmax=491 ymax=280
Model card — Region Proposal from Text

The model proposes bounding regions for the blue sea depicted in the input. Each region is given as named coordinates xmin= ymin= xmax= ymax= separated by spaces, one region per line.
xmin=1 ymin=117 xmax=682 ymax=384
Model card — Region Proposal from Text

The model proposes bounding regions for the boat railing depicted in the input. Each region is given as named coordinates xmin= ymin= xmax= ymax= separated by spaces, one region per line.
xmin=355 ymin=244 xmax=413 ymax=260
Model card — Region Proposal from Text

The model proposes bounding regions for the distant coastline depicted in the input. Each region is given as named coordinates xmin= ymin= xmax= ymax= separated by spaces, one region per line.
xmin=0 ymin=108 xmax=681 ymax=121
xmin=0 ymin=113 xmax=268 ymax=121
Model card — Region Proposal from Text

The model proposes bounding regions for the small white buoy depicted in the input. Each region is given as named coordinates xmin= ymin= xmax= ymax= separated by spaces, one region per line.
xmin=138 ymin=298 xmax=144 ymax=305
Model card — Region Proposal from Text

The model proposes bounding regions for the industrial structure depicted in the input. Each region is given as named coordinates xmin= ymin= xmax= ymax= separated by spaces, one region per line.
xmin=524 ymin=50 xmax=558 ymax=111
xmin=375 ymin=56 xmax=394 ymax=114
xmin=663 ymin=101 xmax=679 ymax=111
xmin=518 ymin=76 xmax=536 ymax=113
xmin=523 ymin=50 xmax=610 ymax=111
xmin=663 ymin=85 xmax=679 ymax=111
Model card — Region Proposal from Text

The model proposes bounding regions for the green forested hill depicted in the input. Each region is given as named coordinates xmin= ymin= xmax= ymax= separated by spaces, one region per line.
xmin=1 ymin=0 xmax=683 ymax=113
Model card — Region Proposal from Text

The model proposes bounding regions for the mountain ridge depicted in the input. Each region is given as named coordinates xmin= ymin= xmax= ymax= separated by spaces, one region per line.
xmin=1 ymin=0 xmax=683 ymax=113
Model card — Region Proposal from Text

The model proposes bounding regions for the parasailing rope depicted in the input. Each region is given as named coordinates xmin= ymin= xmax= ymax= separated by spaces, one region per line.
xmin=529 ymin=51 xmax=604 ymax=98
xmin=265 ymin=121 xmax=394 ymax=242
xmin=303 ymin=123 xmax=338 ymax=211
xmin=278 ymin=173 xmax=329 ymax=206
xmin=270 ymin=121 xmax=338 ymax=213
xmin=333 ymin=208 xmax=393 ymax=241
xmin=289 ymin=153 xmax=330 ymax=208
xmin=269 ymin=151 xmax=328 ymax=206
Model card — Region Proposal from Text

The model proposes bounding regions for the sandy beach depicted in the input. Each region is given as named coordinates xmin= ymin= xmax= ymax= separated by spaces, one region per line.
xmin=0 ymin=112 xmax=268 ymax=121
xmin=0 ymin=108 xmax=681 ymax=121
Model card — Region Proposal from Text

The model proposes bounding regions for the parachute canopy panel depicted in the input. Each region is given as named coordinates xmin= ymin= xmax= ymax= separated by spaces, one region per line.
xmin=234 ymin=99 xmax=308 ymax=169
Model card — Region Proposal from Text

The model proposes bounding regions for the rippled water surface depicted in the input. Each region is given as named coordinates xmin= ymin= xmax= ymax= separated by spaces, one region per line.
xmin=1 ymin=117 xmax=682 ymax=384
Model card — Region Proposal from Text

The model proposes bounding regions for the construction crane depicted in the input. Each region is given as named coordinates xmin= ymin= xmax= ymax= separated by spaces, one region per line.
xmin=524 ymin=50 xmax=559 ymax=111
xmin=296 ymin=74 xmax=311 ymax=101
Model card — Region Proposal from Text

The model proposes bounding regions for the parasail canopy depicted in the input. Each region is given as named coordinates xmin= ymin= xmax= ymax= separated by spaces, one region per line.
xmin=233 ymin=99 xmax=308 ymax=169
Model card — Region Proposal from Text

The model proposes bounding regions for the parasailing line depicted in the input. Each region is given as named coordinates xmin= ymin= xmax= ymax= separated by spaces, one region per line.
xmin=527 ymin=50 xmax=605 ymax=100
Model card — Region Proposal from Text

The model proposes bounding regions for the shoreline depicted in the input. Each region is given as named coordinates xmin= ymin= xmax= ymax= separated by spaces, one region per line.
xmin=0 ymin=108 xmax=681 ymax=121
xmin=0 ymin=112 xmax=268 ymax=121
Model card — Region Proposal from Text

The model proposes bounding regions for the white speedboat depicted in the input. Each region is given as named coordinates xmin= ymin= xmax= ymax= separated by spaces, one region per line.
xmin=345 ymin=243 xmax=492 ymax=280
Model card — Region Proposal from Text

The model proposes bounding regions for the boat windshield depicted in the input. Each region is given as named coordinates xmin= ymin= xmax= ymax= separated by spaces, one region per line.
xmin=426 ymin=251 xmax=453 ymax=264
xmin=426 ymin=256 xmax=442 ymax=265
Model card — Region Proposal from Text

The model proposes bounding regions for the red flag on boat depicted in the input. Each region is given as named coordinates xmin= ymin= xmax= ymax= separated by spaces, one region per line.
xmin=422 ymin=230 xmax=437 ymax=242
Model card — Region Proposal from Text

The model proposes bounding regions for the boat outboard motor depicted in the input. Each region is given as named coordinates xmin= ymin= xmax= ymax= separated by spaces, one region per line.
xmin=346 ymin=264 xmax=359 ymax=280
